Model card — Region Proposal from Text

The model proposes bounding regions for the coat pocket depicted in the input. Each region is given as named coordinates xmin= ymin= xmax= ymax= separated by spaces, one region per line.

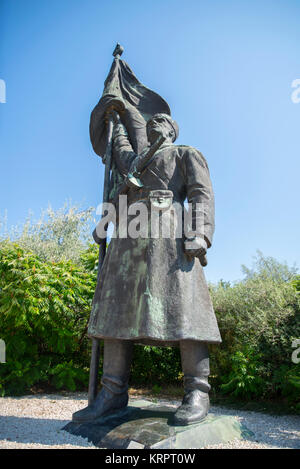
xmin=149 ymin=190 xmax=173 ymax=211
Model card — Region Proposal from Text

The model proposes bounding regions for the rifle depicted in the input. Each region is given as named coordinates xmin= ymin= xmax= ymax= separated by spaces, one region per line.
xmin=113 ymin=134 xmax=166 ymax=200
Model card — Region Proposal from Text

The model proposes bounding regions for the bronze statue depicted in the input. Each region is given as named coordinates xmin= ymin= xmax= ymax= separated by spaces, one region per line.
xmin=72 ymin=45 xmax=221 ymax=426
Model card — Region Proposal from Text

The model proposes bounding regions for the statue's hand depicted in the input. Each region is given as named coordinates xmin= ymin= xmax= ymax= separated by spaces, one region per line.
xmin=184 ymin=236 xmax=207 ymax=259
xmin=106 ymin=108 xmax=121 ymax=125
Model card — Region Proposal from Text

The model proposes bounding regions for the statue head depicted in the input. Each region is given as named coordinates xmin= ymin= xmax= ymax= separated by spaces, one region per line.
xmin=146 ymin=113 xmax=179 ymax=145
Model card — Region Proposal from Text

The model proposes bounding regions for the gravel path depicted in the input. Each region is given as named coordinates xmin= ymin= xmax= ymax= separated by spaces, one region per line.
xmin=0 ymin=393 xmax=299 ymax=449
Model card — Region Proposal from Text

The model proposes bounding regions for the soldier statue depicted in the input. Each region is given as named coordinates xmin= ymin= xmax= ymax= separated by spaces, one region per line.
xmin=72 ymin=46 xmax=221 ymax=426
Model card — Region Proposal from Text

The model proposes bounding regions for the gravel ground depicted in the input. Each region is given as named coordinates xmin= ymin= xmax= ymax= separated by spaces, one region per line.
xmin=0 ymin=393 xmax=299 ymax=449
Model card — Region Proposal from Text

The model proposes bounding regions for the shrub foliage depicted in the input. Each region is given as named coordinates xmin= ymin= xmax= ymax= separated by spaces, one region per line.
xmin=0 ymin=206 xmax=299 ymax=408
xmin=210 ymin=254 xmax=300 ymax=407
xmin=0 ymin=242 xmax=96 ymax=395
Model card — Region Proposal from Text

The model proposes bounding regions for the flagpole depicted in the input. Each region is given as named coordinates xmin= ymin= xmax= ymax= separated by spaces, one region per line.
xmin=88 ymin=115 xmax=113 ymax=406
xmin=88 ymin=44 xmax=123 ymax=406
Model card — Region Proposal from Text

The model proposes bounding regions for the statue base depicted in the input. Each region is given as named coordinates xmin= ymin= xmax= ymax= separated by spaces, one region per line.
xmin=63 ymin=399 xmax=253 ymax=449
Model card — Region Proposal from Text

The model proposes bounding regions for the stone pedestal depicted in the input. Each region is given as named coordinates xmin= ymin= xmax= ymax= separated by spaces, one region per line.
xmin=63 ymin=399 xmax=253 ymax=449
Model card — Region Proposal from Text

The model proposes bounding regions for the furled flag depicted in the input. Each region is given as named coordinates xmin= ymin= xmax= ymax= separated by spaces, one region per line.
xmin=89 ymin=45 xmax=171 ymax=157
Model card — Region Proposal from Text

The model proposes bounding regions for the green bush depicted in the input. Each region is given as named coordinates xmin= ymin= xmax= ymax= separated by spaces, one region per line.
xmin=1 ymin=203 xmax=299 ymax=408
xmin=0 ymin=241 xmax=97 ymax=395
xmin=131 ymin=345 xmax=182 ymax=386
xmin=220 ymin=347 xmax=265 ymax=398
xmin=210 ymin=253 xmax=300 ymax=405
xmin=272 ymin=364 xmax=300 ymax=408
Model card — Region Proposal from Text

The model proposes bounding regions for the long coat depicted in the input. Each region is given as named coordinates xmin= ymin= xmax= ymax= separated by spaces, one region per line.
xmin=88 ymin=124 xmax=221 ymax=346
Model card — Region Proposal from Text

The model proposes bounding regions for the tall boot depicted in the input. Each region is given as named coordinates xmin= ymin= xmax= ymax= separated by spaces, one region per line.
xmin=72 ymin=339 xmax=133 ymax=423
xmin=173 ymin=340 xmax=210 ymax=425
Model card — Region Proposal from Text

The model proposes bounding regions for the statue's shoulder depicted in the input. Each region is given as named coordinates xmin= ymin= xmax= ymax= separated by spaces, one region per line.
xmin=174 ymin=145 xmax=209 ymax=169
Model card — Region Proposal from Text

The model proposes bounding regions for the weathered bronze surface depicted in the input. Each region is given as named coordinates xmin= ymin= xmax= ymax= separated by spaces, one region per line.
xmin=88 ymin=111 xmax=220 ymax=346
xmin=66 ymin=400 xmax=253 ymax=449
xmin=73 ymin=45 xmax=221 ymax=427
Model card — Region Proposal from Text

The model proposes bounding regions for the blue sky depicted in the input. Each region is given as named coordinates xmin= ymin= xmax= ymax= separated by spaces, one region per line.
xmin=0 ymin=0 xmax=299 ymax=283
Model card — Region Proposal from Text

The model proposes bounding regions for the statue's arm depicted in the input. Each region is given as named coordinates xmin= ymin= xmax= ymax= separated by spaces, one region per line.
xmin=182 ymin=148 xmax=215 ymax=253
xmin=111 ymin=113 xmax=137 ymax=176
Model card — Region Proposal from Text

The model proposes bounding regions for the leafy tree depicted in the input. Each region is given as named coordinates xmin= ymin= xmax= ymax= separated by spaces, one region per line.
xmin=0 ymin=202 xmax=95 ymax=264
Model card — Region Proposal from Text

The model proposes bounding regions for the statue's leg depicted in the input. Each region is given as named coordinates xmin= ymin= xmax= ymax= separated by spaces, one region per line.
xmin=72 ymin=339 xmax=133 ymax=423
xmin=174 ymin=340 xmax=210 ymax=425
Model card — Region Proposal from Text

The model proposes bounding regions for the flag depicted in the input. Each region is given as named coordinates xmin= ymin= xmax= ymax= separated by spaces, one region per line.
xmin=90 ymin=55 xmax=171 ymax=157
